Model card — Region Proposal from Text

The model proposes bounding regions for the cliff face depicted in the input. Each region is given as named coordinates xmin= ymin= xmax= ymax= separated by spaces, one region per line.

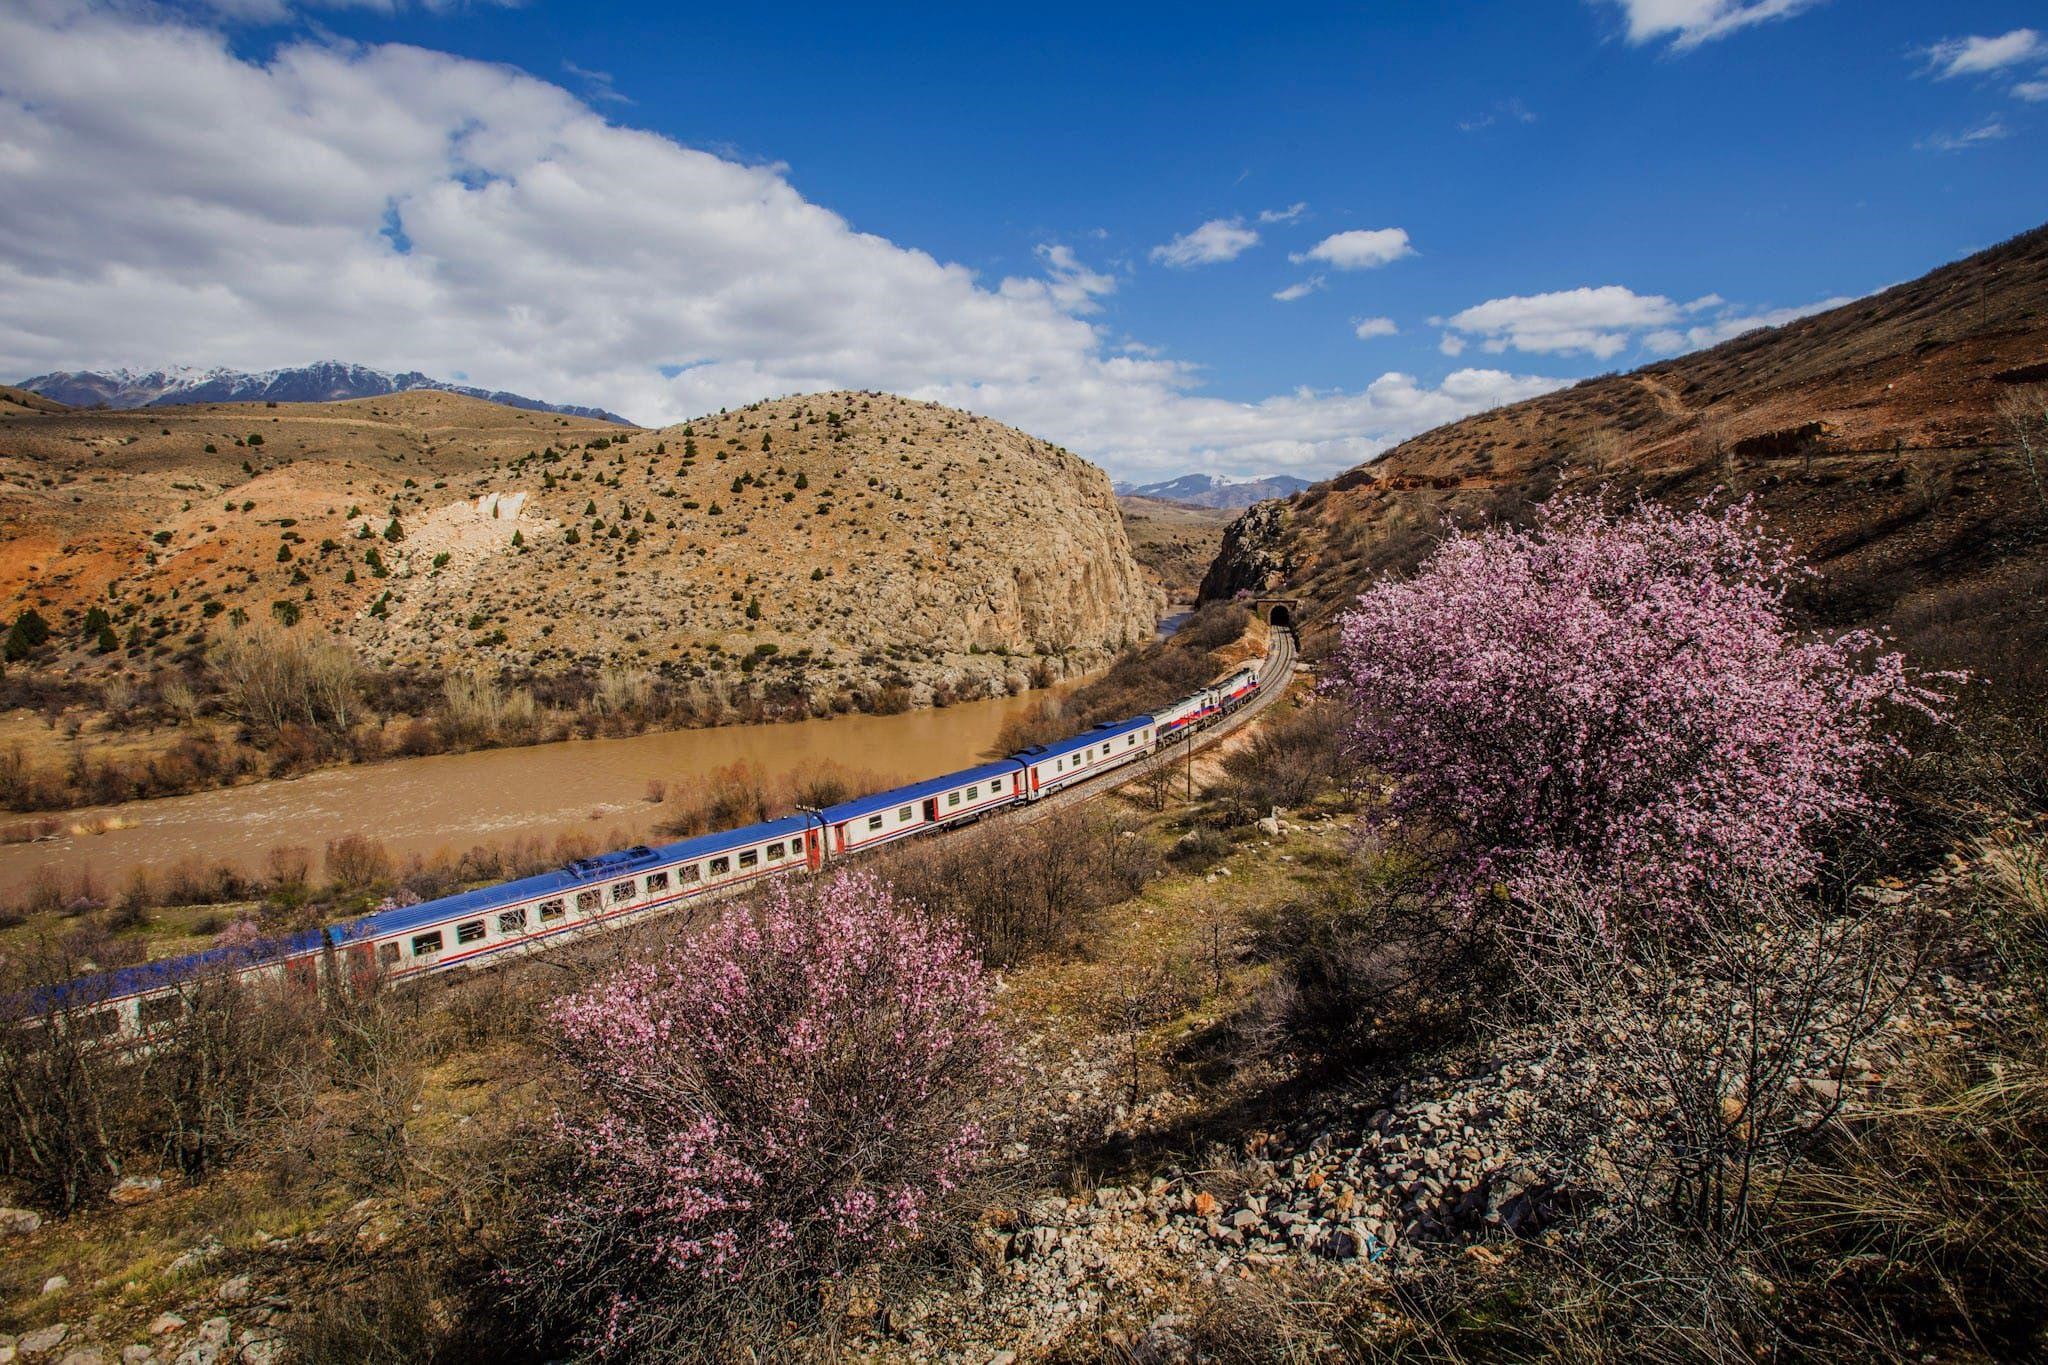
xmin=0 ymin=389 xmax=1160 ymax=708
xmin=1201 ymin=225 xmax=2048 ymax=681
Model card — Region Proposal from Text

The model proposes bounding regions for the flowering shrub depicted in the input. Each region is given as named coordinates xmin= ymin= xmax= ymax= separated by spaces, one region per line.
xmin=1328 ymin=497 xmax=1944 ymax=926
xmin=533 ymin=870 xmax=1003 ymax=1354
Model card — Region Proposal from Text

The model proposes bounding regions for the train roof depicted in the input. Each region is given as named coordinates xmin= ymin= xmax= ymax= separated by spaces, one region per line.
xmin=21 ymin=926 xmax=330 ymax=1014
xmin=330 ymin=813 xmax=814 ymax=943
xmin=820 ymin=759 xmax=1024 ymax=824
xmin=1013 ymin=712 xmax=1154 ymax=764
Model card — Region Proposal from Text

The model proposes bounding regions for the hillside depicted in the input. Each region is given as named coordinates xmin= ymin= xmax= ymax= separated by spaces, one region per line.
xmin=0 ymin=389 xmax=1158 ymax=710
xmin=17 ymin=361 xmax=631 ymax=424
xmin=1203 ymin=224 xmax=2048 ymax=688
xmin=1116 ymin=494 xmax=1237 ymax=601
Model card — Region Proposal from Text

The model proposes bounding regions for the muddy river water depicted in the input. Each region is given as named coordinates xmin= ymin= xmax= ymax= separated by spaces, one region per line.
xmin=0 ymin=685 xmax=1075 ymax=899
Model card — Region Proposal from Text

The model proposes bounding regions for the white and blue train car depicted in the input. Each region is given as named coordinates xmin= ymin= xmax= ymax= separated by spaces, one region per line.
xmin=817 ymin=759 xmax=1026 ymax=858
xmin=332 ymin=815 xmax=822 ymax=985
xmin=1016 ymin=714 xmax=1157 ymax=799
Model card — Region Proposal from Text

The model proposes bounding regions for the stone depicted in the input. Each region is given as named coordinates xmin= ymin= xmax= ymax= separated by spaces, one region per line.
xmin=1191 ymin=1192 xmax=1219 ymax=1218
xmin=56 ymin=1351 xmax=103 ymax=1365
xmin=19 ymin=1326 xmax=68 ymax=1357
xmin=216 ymin=1277 xmax=253 ymax=1307
xmin=40 ymin=1277 xmax=69 ymax=1296
xmin=108 ymin=1177 xmax=164 ymax=1208
xmin=122 ymin=1349 xmax=155 ymax=1365
xmin=1228 ymin=1209 xmax=1262 ymax=1231
xmin=196 ymin=1323 xmax=230 ymax=1351
xmin=236 ymin=1342 xmax=280 ymax=1365
xmin=0 ymin=1208 xmax=43 ymax=1237
xmin=145 ymin=1318 xmax=183 ymax=1339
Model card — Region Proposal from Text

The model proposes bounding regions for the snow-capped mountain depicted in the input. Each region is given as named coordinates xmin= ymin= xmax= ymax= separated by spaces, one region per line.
xmin=1112 ymin=472 xmax=1311 ymax=509
xmin=17 ymin=361 xmax=631 ymax=424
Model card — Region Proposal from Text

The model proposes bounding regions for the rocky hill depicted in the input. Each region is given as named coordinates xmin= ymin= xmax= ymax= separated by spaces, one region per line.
xmin=1203 ymin=224 xmax=2048 ymax=688
xmin=1116 ymin=495 xmax=1237 ymax=601
xmin=17 ymin=362 xmax=631 ymax=425
xmin=0 ymin=389 xmax=1159 ymax=709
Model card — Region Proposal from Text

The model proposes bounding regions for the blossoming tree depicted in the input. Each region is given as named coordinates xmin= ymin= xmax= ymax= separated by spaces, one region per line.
xmin=1327 ymin=497 xmax=1943 ymax=926
xmin=533 ymin=870 xmax=1003 ymax=1354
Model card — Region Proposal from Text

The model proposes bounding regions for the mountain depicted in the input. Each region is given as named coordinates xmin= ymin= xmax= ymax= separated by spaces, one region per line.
xmin=16 ymin=361 xmax=633 ymax=425
xmin=0 ymin=389 xmax=1158 ymax=708
xmin=1202 ymin=224 xmax=2048 ymax=691
xmin=1113 ymin=473 xmax=1311 ymax=508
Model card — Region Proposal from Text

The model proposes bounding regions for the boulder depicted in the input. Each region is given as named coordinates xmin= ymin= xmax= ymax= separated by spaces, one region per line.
xmin=109 ymin=1177 xmax=163 ymax=1208
xmin=0 ymin=1208 xmax=43 ymax=1237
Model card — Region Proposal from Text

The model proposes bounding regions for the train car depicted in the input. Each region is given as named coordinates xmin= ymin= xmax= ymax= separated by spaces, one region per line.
xmin=1016 ymin=713 xmax=1156 ymax=799
xmin=17 ymin=929 xmax=330 ymax=1045
xmin=332 ymin=815 xmax=818 ymax=984
xmin=1151 ymin=687 xmax=1219 ymax=739
xmin=1218 ymin=665 xmax=1260 ymax=709
xmin=817 ymin=759 xmax=1026 ymax=856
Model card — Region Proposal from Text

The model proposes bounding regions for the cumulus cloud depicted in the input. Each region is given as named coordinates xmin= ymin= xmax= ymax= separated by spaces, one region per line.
xmin=1446 ymin=285 xmax=1855 ymax=360
xmin=1272 ymin=277 xmax=1324 ymax=302
xmin=1446 ymin=286 xmax=1682 ymax=359
xmin=1149 ymin=217 xmax=1260 ymax=267
xmin=1920 ymin=29 xmax=2046 ymax=78
xmin=1352 ymin=317 xmax=1398 ymax=340
xmin=1291 ymin=228 xmax=1414 ymax=271
xmin=1033 ymin=243 xmax=1116 ymax=314
xmin=1594 ymin=0 xmax=1823 ymax=51
xmin=0 ymin=3 xmax=1558 ymax=479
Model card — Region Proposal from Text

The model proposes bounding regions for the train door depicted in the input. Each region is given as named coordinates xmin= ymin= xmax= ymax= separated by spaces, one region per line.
xmin=805 ymin=827 xmax=822 ymax=870
xmin=922 ymin=797 xmax=939 ymax=822
xmin=1029 ymin=765 xmax=1041 ymax=797
xmin=285 ymin=955 xmax=318 ymax=998
xmin=345 ymin=944 xmax=379 ymax=997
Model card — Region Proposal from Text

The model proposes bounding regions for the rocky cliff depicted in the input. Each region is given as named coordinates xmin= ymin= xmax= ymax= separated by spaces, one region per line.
xmin=0 ymin=389 xmax=1160 ymax=710
xmin=1201 ymin=224 xmax=2048 ymax=686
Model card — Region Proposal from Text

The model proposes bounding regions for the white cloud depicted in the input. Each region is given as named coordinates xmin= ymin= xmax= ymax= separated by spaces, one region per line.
xmin=1291 ymin=228 xmax=1414 ymax=271
xmin=1033 ymin=243 xmax=1116 ymax=314
xmin=1257 ymin=202 xmax=1308 ymax=224
xmin=1446 ymin=286 xmax=1682 ymax=358
xmin=1595 ymin=0 xmax=1822 ymax=51
xmin=1921 ymin=29 xmax=2046 ymax=79
xmin=1918 ymin=117 xmax=2011 ymax=152
xmin=2016 ymin=80 xmax=2048 ymax=102
xmin=1272 ymin=277 xmax=1324 ymax=302
xmin=1457 ymin=97 xmax=1537 ymax=132
xmin=1446 ymin=284 xmax=1856 ymax=360
xmin=1640 ymin=295 xmax=1856 ymax=354
xmin=1352 ymin=317 xmax=1398 ymax=340
xmin=1149 ymin=217 xmax=1259 ymax=267
xmin=0 ymin=3 xmax=1557 ymax=480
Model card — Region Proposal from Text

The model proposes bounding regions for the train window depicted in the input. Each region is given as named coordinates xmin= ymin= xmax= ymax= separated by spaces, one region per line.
xmin=967 ymin=785 xmax=979 ymax=800
xmin=457 ymin=920 xmax=486 ymax=944
xmin=767 ymin=841 xmax=785 ymax=860
xmin=539 ymin=898 xmax=566 ymax=922
xmin=738 ymin=849 xmax=759 ymax=869
xmin=611 ymin=881 xmax=636 ymax=905
xmin=645 ymin=871 xmax=670 ymax=894
xmin=868 ymin=814 xmax=884 ymax=831
xmin=79 ymin=1008 xmax=121 ymax=1039
xmin=709 ymin=856 xmax=731 ymax=876
xmin=498 ymin=909 xmax=527 ymax=934
xmin=576 ymin=889 xmax=601 ymax=913
xmin=412 ymin=931 xmax=444 ymax=956
xmin=898 ymin=805 xmax=914 ymax=821
xmin=379 ymin=941 xmax=402 ymax=966
xmin=948 ymin=791 xmax=961 ymax=807
xmin=140 ymin=995 xmax=183 ymax=1028
xmin=679 ymin=864 xmax=701 ymax=883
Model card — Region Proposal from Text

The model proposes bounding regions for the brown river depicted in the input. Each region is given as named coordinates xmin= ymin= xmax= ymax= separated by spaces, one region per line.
xmin=0 ymin=686 xmax=1073 ymax=900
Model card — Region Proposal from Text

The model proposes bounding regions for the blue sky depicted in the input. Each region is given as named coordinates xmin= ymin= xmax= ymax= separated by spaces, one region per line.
xmin=1 ymin=1 xmax=2042 ymax=479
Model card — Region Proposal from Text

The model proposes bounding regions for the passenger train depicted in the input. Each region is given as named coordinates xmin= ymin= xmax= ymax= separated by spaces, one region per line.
xmin=22 ymin=659 xmax=1268 ymax=1041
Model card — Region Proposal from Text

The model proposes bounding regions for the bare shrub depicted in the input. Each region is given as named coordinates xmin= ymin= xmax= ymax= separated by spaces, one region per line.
xmin=1997 ymin=384 xmax=2048 ymax=515
xmin=326 ymin=833 xmax=393 ymax=891
xmin=1215 ymin=697 xmax=1346 ymax=815
xmin=209 ymin=624 xmax=362 ymax=743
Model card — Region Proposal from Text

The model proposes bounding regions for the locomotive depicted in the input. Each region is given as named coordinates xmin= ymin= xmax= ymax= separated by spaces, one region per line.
xmin=23 ymin=659 xmax=1269 ymax=1040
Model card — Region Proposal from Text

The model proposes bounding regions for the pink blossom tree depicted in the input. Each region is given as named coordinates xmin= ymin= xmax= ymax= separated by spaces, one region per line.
xmin=531 ymin=870 xmax=1003 ymax=1355
xmin=1327 ymin=497 xmax=1943 ymax=927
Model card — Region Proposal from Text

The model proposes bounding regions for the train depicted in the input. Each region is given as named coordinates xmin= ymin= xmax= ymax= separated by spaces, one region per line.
xmin=20 ymin=658 xmax=1270 ymax=1041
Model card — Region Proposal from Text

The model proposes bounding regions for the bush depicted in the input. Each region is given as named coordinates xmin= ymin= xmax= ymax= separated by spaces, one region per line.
xmin=527 ymin=871 xmax=1003 ymax=1354
xmin=1328 ymin=496 xmax=1945 ymax=926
